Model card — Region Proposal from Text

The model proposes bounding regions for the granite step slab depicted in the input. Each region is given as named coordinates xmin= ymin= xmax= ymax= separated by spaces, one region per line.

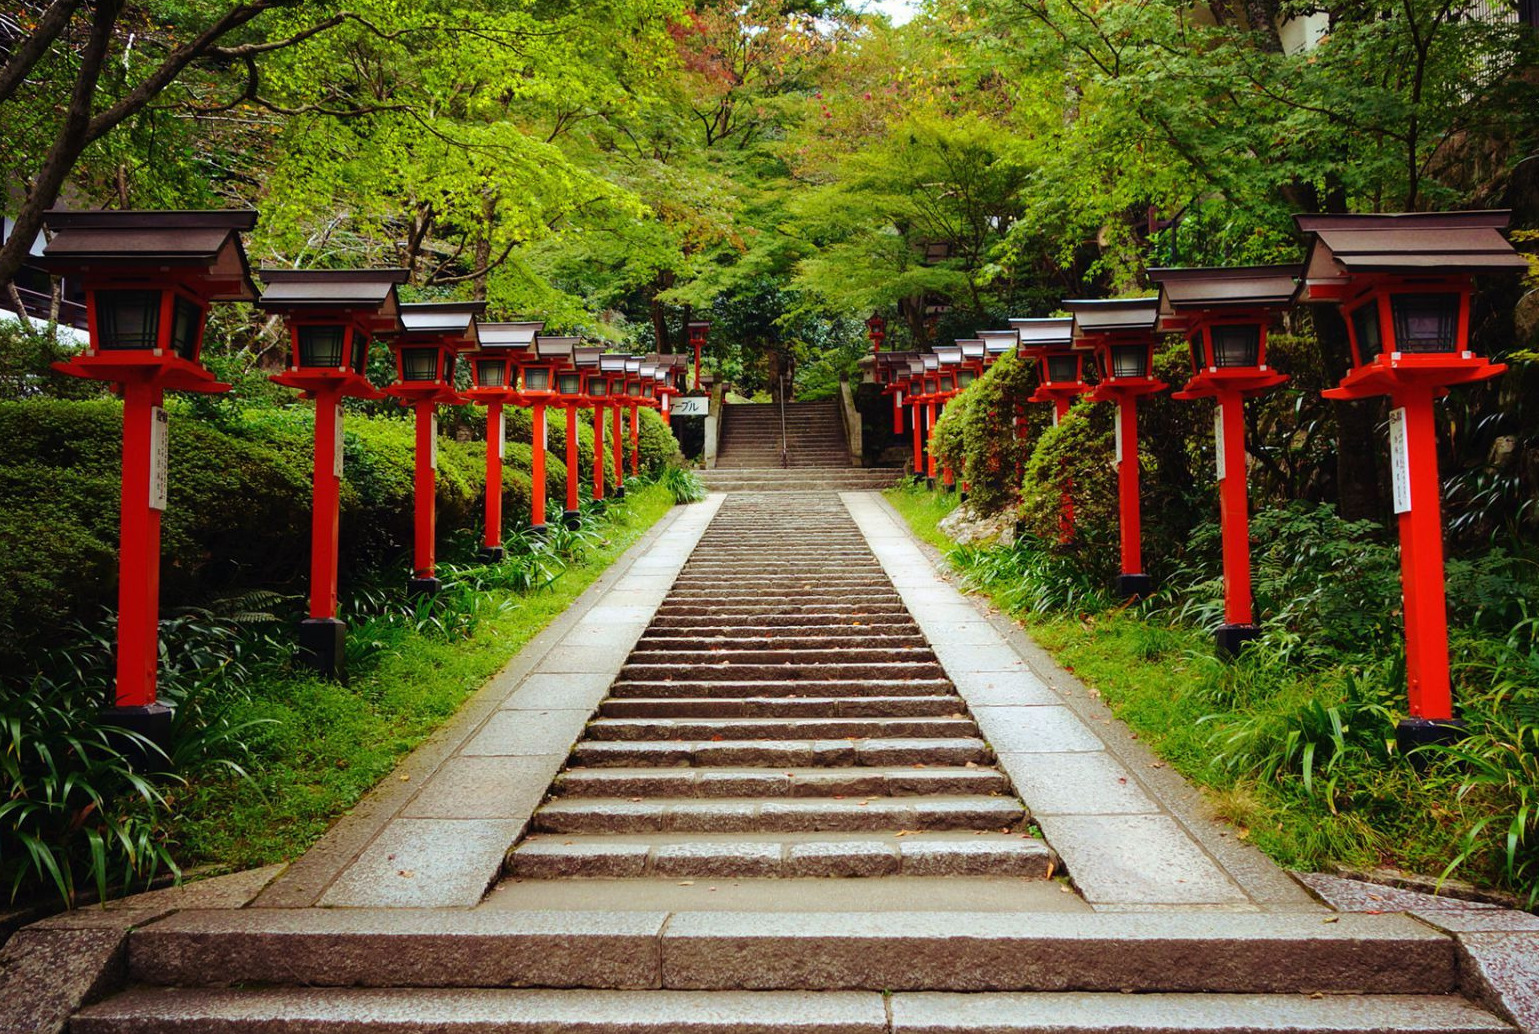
xmin=633 ymin=636 xmax=932 ymax=652
xmin=607 ymin=679 xmax=956 ymax=699
xmin=642 ymin=622 xmax=923 ymax=638
xmin=530 ymin=795 xmax=1024 ymax=834
xmin=508 ymin=832 xmax=1056 ymax=880
xmin=584 ymin=716 xmax=977 ymax=741
xmin=598 ymin=696 xmax=965 ymax=718
xmin=551 ymin=766 xmax=1012 ymax=799
xmin=569 ymin=736 xmax=992 ymax=768
xmin=618 ymin=662 xmax=950 ymax=682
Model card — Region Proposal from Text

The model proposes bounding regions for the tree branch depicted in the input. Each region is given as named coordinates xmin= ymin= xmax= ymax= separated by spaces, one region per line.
xmin=0 ymin=0 xmax=82 ymax=105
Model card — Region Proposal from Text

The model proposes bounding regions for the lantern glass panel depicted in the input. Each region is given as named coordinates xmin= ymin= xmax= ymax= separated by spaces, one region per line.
xmin=95 ymin=290 xmax=162 ymax=350
xmin=169 ymin=297 xmax=204 ymax=361
xmin=351 ymin=333 xmax=370 ymax=374
xmin=524 ymin=367 xmax=551 ymax=391
xmin=1350 ymin=303 xmax=1383 ymax=364
xmin=588 ymin=378 xmax=607 ymax=397
xmin=443 ymin=352 xmax=457 ymax=384
xmin=1046 ymin=354 xmax=1079 ymax=383
xmin=1210 ymin=324 xmax=1261 ymax=368
xmin=958 ymin=369 xmax=977 ymax=388
xmin=298 ymin=325 xmax=347 ymax=368
xmin=1391 ymin=293 xmax=1461 ymax=353
xmin=401 ymin=346 xmax=439 ymax=381
xmin=627 ymin=382 xmax=642 ymax=397
xmin=939 ymin=374 xmax=955 ymax=392
xmin=474 ymin=358 xmax=505 ymax=387
xmin=1108 ymin=344 xmax=1148 ymax=379
xmin=1188 ymin=337 xmax=1204 ymax=374
xmin=558 ymin=372 xmax=582 ymax=396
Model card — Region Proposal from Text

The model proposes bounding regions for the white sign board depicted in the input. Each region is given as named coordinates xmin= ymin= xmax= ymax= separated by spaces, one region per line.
xmin=671 ymin=396 xmax=709 ymax=417
xmin=149 ymin=407 xmax=169 ymax=511
xmin=1388 ymin=406 xmax=1412 ymax=514
xmin=497 ymin=411 xmax=507 ymax=461
xmin=333 ymin=403 xmax=344 ymax=478
xmin=1113 ymin=406 xmax=1123 ymax=465
xmin=540 ymin=410 xmax=548 ymax=452
xmin=1214 ymin=404 xmax=1226 ymax=482
xmin=430 ymin=414 xmax=438 ymax=468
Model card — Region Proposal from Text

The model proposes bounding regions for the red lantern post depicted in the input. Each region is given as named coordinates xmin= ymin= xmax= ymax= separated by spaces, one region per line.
xmin=557 ymin=348 xmax=595 ymax=529
xmin=687 ymin=320 xmax=710 ymax=392
xmin=1065 ymin=298 xmax=1166 ymax=598
xmin=935 ymin=344 xmax=964 ymax=492
xmin=41 ymin=209 xmax=258 ymax=745
xmin=584 ymin=365 xmax=609 ymax=502
xmin=1152 ymin=266 xmax=1299 ymax=658
xmin=1294 ymin=211 xmax=1526 ymax=749
xmin=464 ymin=321 xmax=542 ymax=559
xmin=865 ymin=312 xmax=887 ymax=355
xmin=597 ymin=354 xmax=629 ymax=497
xmin=258 ymin=269 xmax=406 ymax=676
xmin=520 ymin=334 xmax=569 ymax=535
xmin=388 ymin=302 xmax=484 ymax=595
xmin=1011 ymin=319 xmax=1083 ymax=541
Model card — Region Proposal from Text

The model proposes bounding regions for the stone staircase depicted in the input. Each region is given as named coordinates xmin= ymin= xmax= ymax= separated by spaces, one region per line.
xmin=504 ymin=492 xmax=1053 ymax=880
xmin=704 ymin=399 xmax=902 ymax=492
xmin=68 ymin=492 xmax=1518 ymax=1033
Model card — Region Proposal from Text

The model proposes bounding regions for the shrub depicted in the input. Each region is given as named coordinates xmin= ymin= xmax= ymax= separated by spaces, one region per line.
xmin=1018 ymin=397 xmax=1118 ymax=575
xmin=929 ymin=351 xmax=1038 ymax=514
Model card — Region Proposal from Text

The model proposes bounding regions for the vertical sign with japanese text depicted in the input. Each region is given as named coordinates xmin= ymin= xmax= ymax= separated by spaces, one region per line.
xmin=1388 ymin=406 xmax=1412 ymax=514
xmin=149 ymin=407 xmax=169 ymax=511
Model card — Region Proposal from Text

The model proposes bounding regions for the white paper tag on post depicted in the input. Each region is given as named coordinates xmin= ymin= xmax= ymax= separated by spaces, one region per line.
xmin=498 ymin=411 xmax=507 ymax=461
xmin=333 ymin=403 xmax=344 ymax=478
xmin=430 ymin=414 xmax=438 ymax=468
xmin=541 ymin=412 xmax=548 ymax=452
xmin=1214 ymin=404 xmax=1226 ymax=482
xmin=1388 ymin=406 xmax=1412 ymax=514
xmin=149 ymin=407 xmax=169 ymax=511
xmin=1114 ymin=407 xmax=1123 ymax=465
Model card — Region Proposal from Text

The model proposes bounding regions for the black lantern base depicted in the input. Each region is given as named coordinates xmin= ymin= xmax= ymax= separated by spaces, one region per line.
xmin=944 ymin=482 xmax=957 ymax=494
xmin=1115 ymin=573 xmax=1154 ymax=598
xmin=562 ymin=510 xmax=582 ymax=531
xmin=926 ymin=477 xmax=935 ymax=491
xmin=613 ymin=485 xmax=626 ymax=499
xmin=1214 ymin=623 xmax=1261 ymax=660
xmin=1396 ymin=717 xmax=1466 ymax=763
xmin=297 ymin=617 xmax=347 ymax=680
xmin=528 ymin=523 xmax=548 ymax=538
xmin=407 ymin=576 xmax=442 ymax=598
xmin=99 ymin=702 xmax=174 ymax=768
xmin=477 ymin=545 xmax=506 ymax=563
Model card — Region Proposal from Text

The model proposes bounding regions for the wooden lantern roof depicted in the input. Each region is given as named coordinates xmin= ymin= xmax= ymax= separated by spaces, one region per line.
xmin=39 ymin=209 xmax=258 ymax=301
xmin=478 ymin=321 xmax=544 ymax=350
xmin=397 ymin=301 xmax=485 ymax=347
xmin=534 ymin=335 xmax=579 ymax=361
xmin=256 ymin=269 xmax=407 ymax=333
xmin=1008 ymin=317 xmax=1075 ymax=350
xmin=1295 ymin=211 xmax=1527 ymax=282
xmin=1064 ymin=298 xmax=1160 ymax=342
xmin=1149 ymin=265 xmax=1301 ymax=333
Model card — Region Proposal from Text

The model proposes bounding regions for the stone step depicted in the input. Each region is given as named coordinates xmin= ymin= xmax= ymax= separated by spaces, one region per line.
xmin=530 ymin=794 xmax=1024 ymax=834
xmin=551 ymin=766 xmax=1011 ymax=799
xmin=585 ymin=716 xmax=976 ymax=741
xmin=598 ymin=696 xmax=961 ymax=718
xmin=643 ymin=621 xmax=921 ymax=635
xmin=569 ymin=736 xmax=992 ymax=768
xmin=624 ymin=648 xmax=938 ymax=667
xmin=651 ymin=604 xmax=912 ymax=619
xmin=662 ymin=590 xmax=905 ymax=602
xmin=634 ymin=636 xmax=930 ymax=652
xmin=617 ymin=662 xmax=949 ymax=682
xmin=117 ymin=909 xmax=1460 ymax=995
xmin=608 ymin=679 xmax=956 ymax=699
xmin=508 ymin=831 xmax=1056 ymax=879
xmin=72 ymin=986 xmax=1515 ymax=1034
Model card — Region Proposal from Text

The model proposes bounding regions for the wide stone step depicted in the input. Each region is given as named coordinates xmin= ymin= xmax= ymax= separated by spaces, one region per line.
xmin=585 ymin=716 xmax=976 ymax=741
xmin=598 ymin=695 xmax=962 ymax=718
xmin=663 ymin=590 xmax=905 ymax=602
xmin=552 ymin=766 xmax=1011 ymax=799
xmin=508 ymin=832 xmax=1056 ymax=880
xmin=643 ymin=621 xmax=921 ymax=636
xmin=569 ymin=736 xmax=991 ymax=768
xmin=625 ymin=647 xmax=937 ymax=666
xmin=608 ymin=679 xmax=956 ymax=699
xmin=635 ymin=636 xmax=929 ymax=653
xmin=652 ymin=603 xmax=911 ymax=617
xmin=618 ymin=662 xmax=949 ymax=682
xmin=72 ymin=986 xmax=1515 ymax=1034
xmin=531 ymin=795 xmax=1023 ymax=834
xmin=648 ymin=612 xmax=915 ymax=628
xmin=118 ymin=909 xmax=1459 ymax=994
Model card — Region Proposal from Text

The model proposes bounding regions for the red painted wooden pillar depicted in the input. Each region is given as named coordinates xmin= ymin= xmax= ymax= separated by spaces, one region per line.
xmin=1054 ymin=396 xmax=1076 ymax=543
xmin=661 ymin=393 xmax=671 ymax=426
xmin=1393 ymin=388 xmax=1453 ymax=722
xmin=629 ymin=403 xmax=640 ymax=475
xmin=611 ymin=401 xmax=624 ymax=495
xmin=1114 ymin=395 xmax=1146 ymax=594
xmin=1215 ymin=393 xmax=1254 ymax=628
xmin=892 ymin=391 xmax=904 ymax=434
xmin=409 ymin=400 xmax=440 ymax=594
xmin=115 ymin=379 xmax=166 ymax=711
xmin=592 ymin=404 xmax=606 ymax=501
xmin=564 ymin=404 xmax=581 ymax=523
xmin=925 ymin=401 xmax=938 ymax=483
xmin=911 ymin=401 xmax=924 ymax=475
xmin=530 ymin=402 xmax=547 ymax=532
xmin=310 ymin=388 xmax=344 ymax=620
xmin=483 ymin=401 xmax=504 ymax=554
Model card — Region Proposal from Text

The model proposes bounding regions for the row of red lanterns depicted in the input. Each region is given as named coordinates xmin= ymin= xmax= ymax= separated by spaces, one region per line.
xmin=872 ymin=210 xmax=1529 ymax=752
xmin=36 ymin=209 xmax=697 ymax=745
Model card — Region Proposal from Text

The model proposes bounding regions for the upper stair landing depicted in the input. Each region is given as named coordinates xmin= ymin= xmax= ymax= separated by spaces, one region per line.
xmin=716 ymin=399 xmax=851 ymax=469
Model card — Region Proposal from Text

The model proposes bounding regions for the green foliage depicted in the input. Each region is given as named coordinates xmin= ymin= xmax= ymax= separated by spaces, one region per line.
xmin=930 ymin=351 xmax=1037 ymax=514
xmin=1018 ymin=398 xmax=1117 ymax=570
xmin=660 ymin=465 xmax=708 ymax=504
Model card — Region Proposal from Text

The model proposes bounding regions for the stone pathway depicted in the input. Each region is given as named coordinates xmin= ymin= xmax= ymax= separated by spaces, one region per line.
xmin=7 ymin=488 xmax=1534 ymax=1034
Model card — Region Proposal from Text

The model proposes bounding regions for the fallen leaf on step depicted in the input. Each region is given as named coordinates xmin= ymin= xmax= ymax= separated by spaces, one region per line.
xmin=1323 ymin=916 xmax=1340 ymax=923
xmin=397 ymin=870 xmax=415 ymax=878
xmin=1149 ymin=762 xmax=1165 ymax=769
xmin=679 ymin=881 xmax=695 ymax=886
xmin=399 ymin=774 xmax=411 ymax=781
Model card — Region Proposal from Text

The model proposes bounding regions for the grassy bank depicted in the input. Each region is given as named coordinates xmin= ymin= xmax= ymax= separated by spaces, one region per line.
xmin=885 ymin=483 xmax=1539 ymax=904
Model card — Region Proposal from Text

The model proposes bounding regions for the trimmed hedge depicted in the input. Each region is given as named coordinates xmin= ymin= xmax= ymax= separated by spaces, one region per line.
xmin=0 ymin=398 xmax=681 ymax=671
